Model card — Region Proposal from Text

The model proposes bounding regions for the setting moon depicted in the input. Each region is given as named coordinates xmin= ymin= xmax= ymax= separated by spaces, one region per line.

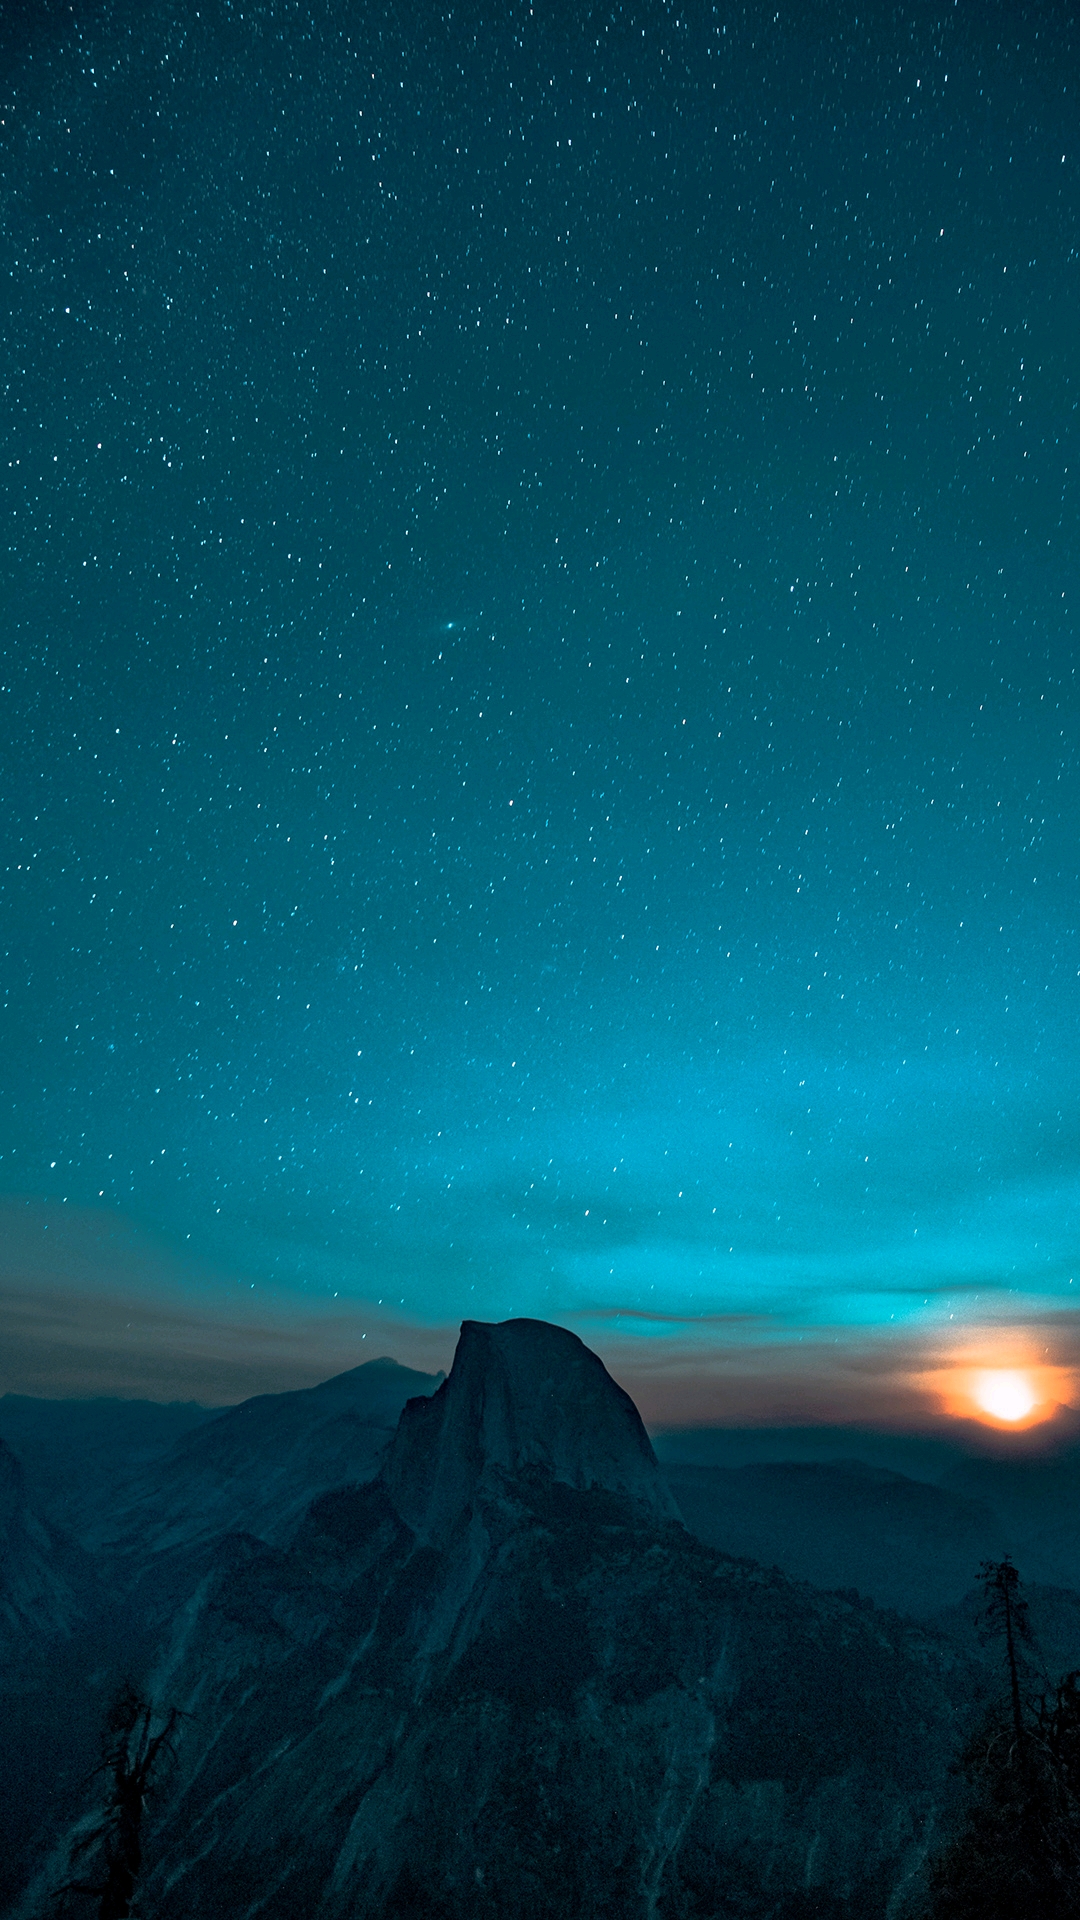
xmin=973 ymin=1371 xmax=1037 ymax=1424
xmin=919 ymin=1357 xmax=1073 ymax=1430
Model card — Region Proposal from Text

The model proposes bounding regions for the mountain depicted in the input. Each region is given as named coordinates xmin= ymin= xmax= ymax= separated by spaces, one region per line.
xmin=938 ymin=1450 xmax=1080 ymax=1593
xmin=0 ymin=1394 xmax=218 ymax=1535
xmin=655 ymin=1425 xmax=1080 ymax=1612
xmin=79 ymin=1356 xmax=445 ymax=1556
xmin=652 ymin=1423 xmax=968 ymax=1482
xmin=383 ymin=1316 xmax=679 ymax=1542
xmin=1 ymin=1358 xmax=444 ymax=1912
xmin=19 ymin=1319 xmax=980 ymax=1920
xmin=661 ymin=1458 xmax=1006 ymax=1616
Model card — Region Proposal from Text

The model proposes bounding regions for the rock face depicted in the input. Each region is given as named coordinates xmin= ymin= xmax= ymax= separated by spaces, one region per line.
xmin=383 ymin=1317 xmax=679 ymax=1544
xmin=17 ymin=1320 xmax=977 ymax=1920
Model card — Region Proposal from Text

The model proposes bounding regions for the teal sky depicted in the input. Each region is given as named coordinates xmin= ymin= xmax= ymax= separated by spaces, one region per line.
xmin=2 ymin=0 xmax=1078 ymax=1415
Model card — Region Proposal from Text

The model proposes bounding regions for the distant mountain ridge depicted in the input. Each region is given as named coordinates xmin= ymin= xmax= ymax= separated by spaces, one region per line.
xmin=0 ymin=1394 xmax=217 ymax=1535
xmin=655 ymin=1421 xmax=1080 ymax=1611
xmin=85 ymin=1354 xmax=446 ymax=1555
xmin=0 ymin=1358 xmax=444 ymax=1559
xmin=661 ymin=1458 xmax=1004 ymax=1616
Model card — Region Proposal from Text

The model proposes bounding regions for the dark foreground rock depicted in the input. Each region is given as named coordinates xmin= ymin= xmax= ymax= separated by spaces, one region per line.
xmin=0 ymin=1441 xmax=116 ymax=1915
xmin=18 ymin=1320 xmax=978 ymax=1920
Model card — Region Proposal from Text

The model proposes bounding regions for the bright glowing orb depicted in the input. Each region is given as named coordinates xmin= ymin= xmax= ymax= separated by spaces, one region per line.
xmin=974 ymin=1371 xmax=1037 ymax=1423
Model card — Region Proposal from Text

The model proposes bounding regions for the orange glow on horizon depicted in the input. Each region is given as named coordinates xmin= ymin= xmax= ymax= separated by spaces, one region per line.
xmin=917 ymin=1353 xmax=1076 ymax=1431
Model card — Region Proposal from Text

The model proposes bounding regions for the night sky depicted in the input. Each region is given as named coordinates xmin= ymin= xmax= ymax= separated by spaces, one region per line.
xmin=3 ymin=0 xmax=1079 ymax=1420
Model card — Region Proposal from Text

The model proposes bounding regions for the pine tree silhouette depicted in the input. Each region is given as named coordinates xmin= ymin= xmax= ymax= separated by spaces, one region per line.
xmin=922 ymin=1561 xmax=1080 ymax=1920
xmin=978 ymin=1555 xmax=1032 ymax=1756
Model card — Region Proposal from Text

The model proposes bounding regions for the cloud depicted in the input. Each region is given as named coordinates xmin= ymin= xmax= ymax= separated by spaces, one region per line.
xmin=3 ymin=1194 xmax=1078 ymax=1431
xmin=0 ymin=1198 xmax=454 ymax=1401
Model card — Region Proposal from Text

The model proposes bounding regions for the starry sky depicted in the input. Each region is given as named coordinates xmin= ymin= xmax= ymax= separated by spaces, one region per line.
xmin=2 ymin=0 xmax=1079 ymax=1417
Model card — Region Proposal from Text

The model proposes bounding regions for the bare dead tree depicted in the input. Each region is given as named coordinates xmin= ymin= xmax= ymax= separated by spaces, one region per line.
xmin=57 ymin=1683 xmax=181 ymax=1920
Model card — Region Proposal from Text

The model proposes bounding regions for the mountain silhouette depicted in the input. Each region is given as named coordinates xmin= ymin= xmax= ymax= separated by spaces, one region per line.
xmin=15 ymin=1319 xmax=979 ymax=1920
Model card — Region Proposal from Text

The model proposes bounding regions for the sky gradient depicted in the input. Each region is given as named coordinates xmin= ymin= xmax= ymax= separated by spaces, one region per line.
xmin=3 ymin=0 xmax=1079 ymax=1421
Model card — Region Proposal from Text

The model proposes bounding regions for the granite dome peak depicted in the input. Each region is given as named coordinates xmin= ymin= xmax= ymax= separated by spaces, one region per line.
xmin=382 ymin=1317 xmax=680 ymax=1545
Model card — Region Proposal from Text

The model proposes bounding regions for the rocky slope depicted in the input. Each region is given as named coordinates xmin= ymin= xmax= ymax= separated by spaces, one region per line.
xmin=19 ymin=1320 xmax=981 ymax=1920
xmin=0 ymin=1441 xmax=115 ymax=1915
xmin=0 ymin=1395 xmax=216 ymax=1537
xmin=0 ymin=1439 xmax=93 ymax=1650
